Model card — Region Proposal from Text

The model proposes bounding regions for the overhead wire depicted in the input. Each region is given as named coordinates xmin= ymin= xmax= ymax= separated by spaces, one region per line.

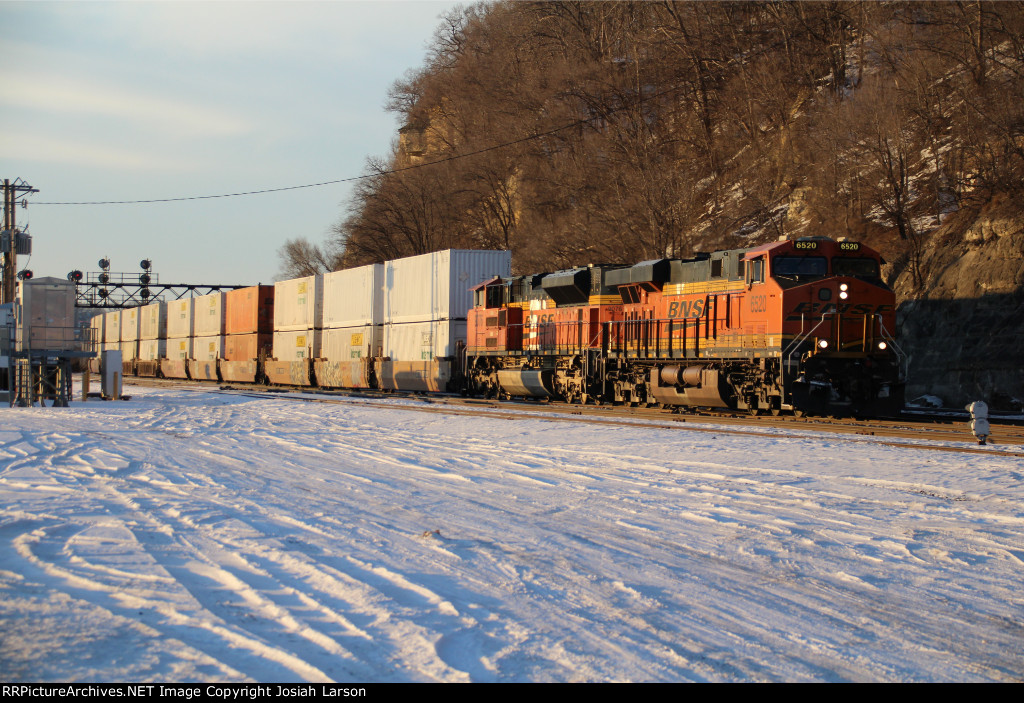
xmin=30 ymin=81 xmax=684 ymax=206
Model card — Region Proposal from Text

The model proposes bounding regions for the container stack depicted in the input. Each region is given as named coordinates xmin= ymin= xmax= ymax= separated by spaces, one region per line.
xmin=189 ymin=292 xmax=225 ymax=381
xmin=221 ymin=285 xmax=274 ymax=383
xmin=267 ymin=275 xmax=323 ymax=385
xmin=162 ymin=298 xmax=193 ymax=379
xmin=380 ymin=250 xmax=511 ymax=391
xmin=316 ymin=264 xmax=383 ymax=388
xmin=137 ymin=301 xmax=167 ymax=377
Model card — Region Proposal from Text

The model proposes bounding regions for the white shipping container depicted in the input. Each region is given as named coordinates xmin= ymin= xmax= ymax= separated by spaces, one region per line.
xmin=140 ymin=302 xmax=167 ymax=340
xmin=166 ymin=299 xmax=194 ymax=339
xmin=192 ymin=292 xmax=225 ymax=337
xmin=383 ymin=319 xmax=466 ymax=361
xmin=273 ymin=329 xmax=322 ymax=361
xmin=191 ymin=335 xmax=224 ymax=362
xmin=120 ymin=340 xmax=138 ymax=361
xmin=89 ymin=314 xmax=104 ymax=346
xmin=121 ymin=307 xmax=141 ymax=342
xmin=105 ymin=310 xmax=122 ymax=342
xmin=274 ymin=275 xmax=323 ymax=331
xmin=383 ymin=250 xmax=510 ymax=324
xmin=164 ymin=337 xmax=190 ymax=360
xmin=322 ymin=264 xmax=383 ymax=329
xmin=138 ymin=338 xmax=167 ymax=361
xmin=322 ymin=325 xmax=381 ymax=361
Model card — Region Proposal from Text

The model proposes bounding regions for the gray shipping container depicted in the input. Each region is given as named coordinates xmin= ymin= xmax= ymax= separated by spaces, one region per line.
xmin=16 ymin=277 xmax=78 ymax=351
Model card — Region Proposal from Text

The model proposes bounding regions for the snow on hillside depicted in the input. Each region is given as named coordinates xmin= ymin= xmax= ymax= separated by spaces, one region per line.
xmin=1 ymin=385 xmax=1022 ymax=682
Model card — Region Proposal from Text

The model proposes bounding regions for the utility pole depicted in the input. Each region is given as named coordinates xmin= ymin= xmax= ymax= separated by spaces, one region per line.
xmin=2 ymin=178 xmax=38 ymax=304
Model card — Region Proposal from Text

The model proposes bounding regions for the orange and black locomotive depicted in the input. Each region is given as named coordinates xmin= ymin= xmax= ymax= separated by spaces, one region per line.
xmin=466 ymin=237 xmax=905 ymax=417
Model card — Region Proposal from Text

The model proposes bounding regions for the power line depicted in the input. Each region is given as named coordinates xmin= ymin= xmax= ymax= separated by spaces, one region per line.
xmin=31 ymin=82 xmax=684 ymax=206
xmin=30 ymin=114 xmax=597 ymax=206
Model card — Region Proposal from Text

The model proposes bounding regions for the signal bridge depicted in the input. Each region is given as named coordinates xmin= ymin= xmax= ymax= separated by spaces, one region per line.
xmin=69 ymin=259 xmax=247 ymax=308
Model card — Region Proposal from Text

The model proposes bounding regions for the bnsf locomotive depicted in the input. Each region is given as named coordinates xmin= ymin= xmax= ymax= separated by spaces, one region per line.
xmin=465 ymin=237 xmax=905 ymax=417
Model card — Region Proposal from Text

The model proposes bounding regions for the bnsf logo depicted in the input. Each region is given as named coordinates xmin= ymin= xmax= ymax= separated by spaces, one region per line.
xmin=666 ymin=300 xmax=705 ymax=319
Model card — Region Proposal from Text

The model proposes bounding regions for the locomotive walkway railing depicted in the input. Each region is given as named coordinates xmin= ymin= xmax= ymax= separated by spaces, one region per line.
xmin=469 ymin=317 xmax=708 ymax=358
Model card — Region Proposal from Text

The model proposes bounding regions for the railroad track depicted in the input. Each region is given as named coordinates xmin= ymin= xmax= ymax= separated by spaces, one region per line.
xmin=118 ymin=376 xmax=1024 ymax=458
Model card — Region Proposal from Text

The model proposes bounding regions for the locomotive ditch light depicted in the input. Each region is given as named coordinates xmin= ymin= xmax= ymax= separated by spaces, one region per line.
xmin=818 ymin=339 xmax=829 ymax=349
xmin=839 ymin=290 xmax=849 ymax=299
xmin=877 ymin=341 xmax=888 ymax=350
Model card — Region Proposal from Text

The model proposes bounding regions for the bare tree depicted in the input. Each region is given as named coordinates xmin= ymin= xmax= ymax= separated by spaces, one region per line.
xmin=277 ymin=238 xmax=339 ymax=280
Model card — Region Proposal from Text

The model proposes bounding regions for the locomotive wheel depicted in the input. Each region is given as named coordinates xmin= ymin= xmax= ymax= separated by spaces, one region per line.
xmin=770 ymin=406 xmax=782 ymax=417
xmin=747 ymin=406 xmax=760 ymax=417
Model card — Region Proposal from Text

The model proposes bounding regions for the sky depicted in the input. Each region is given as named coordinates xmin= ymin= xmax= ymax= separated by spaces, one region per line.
xmin=0 ymin=0 xmax=461 ymax=287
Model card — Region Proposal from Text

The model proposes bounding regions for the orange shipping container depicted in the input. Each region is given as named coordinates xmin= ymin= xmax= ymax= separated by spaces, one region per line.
xmin=223 ymin=333 xmax=273 ymax=362
xmin=225 ymin=285 xmax=275 ymax=335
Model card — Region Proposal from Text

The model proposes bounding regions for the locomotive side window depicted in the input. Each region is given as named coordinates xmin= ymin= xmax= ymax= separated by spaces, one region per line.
xmin=832 ymin=257 xmax=881 ymax=279
xmin=772 ymin=256 xmax=827 ymax=280
xmin=748 ymin=257 xmax=765 ymax=284
xmin=485 ymin=284 xmax=504 ymax=309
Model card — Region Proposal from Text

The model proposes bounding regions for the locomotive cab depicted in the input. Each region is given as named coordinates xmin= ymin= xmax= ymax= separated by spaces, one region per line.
xmin=760 ymin=237 xmax=905 ymax=416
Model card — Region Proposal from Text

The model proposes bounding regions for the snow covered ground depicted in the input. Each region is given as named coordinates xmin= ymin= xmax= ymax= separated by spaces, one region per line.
xmin=1 ymin=384 xmax=1022 ymax=682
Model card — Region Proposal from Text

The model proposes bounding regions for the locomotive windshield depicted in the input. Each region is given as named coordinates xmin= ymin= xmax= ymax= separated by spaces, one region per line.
xmin=832 ymin=257 xmax=881 ymax=279
xmin=772 ymin=256 xmax=827 ymax=281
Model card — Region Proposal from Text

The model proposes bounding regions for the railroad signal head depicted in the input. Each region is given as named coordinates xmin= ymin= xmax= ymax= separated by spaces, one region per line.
xmin=99 ymin=288 xmax=109 ymax=298
xmin=99 ymin=272 xmax=110 ymax=284
xmin=140 ymin=259 xmax=152 ymax=271
xmin=139 ymin=273 xmax=151 ymax=285
xmin=141 ymin=287 xmax=151 ymax=300
xmin=17 ymin=269 xmax=32 ymax=280
xmin=99 ymin=258 xmax=110 ymax=270
xmin=68 ymin=270 xmax=83 ymax=283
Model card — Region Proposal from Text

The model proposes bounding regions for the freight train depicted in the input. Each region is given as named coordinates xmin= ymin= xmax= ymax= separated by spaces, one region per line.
xmin=94 ymin=239 xmax=906 ymax=417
